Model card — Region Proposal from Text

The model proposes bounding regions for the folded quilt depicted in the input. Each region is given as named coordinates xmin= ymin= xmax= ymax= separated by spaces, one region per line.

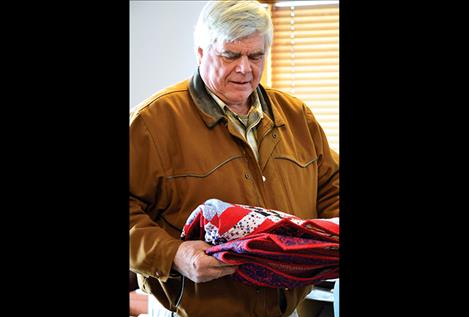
xmin=181 ymin=199 xmax=339 ymax=288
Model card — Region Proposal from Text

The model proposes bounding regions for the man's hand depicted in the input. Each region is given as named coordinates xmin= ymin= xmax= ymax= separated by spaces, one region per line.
xmin=173 ymin=240 xmax=238 ymax=283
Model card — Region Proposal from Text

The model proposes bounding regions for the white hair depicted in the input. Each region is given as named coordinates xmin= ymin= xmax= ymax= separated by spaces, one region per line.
xmin=194 ymin=1 xmax=273 ymax=53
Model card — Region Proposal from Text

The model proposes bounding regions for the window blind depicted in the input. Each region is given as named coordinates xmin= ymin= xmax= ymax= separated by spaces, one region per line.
xmin=270 ymin=3 xmax=339 ymax=152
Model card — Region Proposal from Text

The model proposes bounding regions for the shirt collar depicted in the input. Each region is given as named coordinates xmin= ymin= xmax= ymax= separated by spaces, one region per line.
xmin=206 ymin=88 xmax=264 ymax=122
xmin=188 ymin=68 xmax=283 ymax=128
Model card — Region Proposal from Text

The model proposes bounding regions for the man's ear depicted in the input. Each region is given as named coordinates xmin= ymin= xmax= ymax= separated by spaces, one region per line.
xmin=196 ymin=47 xmax=204 ymax=65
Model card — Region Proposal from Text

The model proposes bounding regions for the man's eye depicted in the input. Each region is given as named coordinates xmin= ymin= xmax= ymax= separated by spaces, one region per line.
xmin=222 ymin=55 xmax=238 ymax=60
xmin=249 ymin=55 xmax=263 ymax=61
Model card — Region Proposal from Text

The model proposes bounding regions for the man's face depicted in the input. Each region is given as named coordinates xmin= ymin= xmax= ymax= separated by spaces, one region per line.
xmin=198 ymin=32 xmax=266 ymax=108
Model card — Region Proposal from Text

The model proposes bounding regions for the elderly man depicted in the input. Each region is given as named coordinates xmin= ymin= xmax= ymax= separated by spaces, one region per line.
xmin=129 ymin=1 xmax=339 ymax=317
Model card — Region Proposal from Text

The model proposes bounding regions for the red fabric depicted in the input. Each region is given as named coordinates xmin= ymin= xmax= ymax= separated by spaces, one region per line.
xmin=181 ymin=199 xmax=339 ymax=288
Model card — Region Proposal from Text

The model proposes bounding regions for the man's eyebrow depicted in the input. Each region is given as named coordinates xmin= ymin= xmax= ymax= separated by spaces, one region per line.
xmin=221 ymin=50 xmax=241 ymax=57
xmin=221 ymin=50 xmax=265 ymax=57
xmin=248 ymin=51 xmax=265 ymax=58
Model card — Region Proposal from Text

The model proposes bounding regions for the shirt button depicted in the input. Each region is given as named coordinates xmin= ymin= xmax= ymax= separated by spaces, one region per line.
xmin=272 ymin=132 xmax=277 ymax=139
xmin=245 ymin=173 xmax=250 ymax=180
xmin=262 ymin=175 xmax=266 ymax=182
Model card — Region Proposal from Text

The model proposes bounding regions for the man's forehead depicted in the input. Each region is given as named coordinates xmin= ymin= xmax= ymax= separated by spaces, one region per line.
xmin=220 ymin=38 xmax=265 ymax=53
xmin=221 ymin=48 xmax=265 ymax=55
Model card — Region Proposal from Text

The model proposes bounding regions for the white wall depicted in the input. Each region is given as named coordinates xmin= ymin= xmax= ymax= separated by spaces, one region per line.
xmin=129 ymin=1 xmax=208 ymax=108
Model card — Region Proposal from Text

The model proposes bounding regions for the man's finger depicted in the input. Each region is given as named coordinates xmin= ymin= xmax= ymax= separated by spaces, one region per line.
xmin=205 ymin=256 xmax=238 ymax=267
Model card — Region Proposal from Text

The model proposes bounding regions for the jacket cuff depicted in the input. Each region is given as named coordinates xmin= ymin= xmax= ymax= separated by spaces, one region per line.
xmin=151 ymin=238 xmax=183 ymax=282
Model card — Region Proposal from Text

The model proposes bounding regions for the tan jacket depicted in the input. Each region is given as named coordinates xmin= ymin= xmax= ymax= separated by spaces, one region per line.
xmin=129 ymin=69 xmax=339 ymax=317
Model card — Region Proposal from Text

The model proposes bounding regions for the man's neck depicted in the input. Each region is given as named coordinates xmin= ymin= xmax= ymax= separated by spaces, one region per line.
xmin=226 ymin=102 xmax=250 ymax=116
xmin=206 ymin=86 xmax=252 ymax=116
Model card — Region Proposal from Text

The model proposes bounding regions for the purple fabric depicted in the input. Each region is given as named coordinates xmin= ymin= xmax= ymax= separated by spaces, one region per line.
xmin=206 ymin=232 xmax=338 ymax=288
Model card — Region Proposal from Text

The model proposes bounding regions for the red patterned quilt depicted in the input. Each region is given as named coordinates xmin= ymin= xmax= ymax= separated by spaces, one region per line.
xmin=181 ymin=199 xmax=339 ymax=288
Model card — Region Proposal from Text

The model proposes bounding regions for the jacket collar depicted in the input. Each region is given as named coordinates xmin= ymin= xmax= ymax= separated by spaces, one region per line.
xmin=189 ymin=68 xmax=285 ymax=128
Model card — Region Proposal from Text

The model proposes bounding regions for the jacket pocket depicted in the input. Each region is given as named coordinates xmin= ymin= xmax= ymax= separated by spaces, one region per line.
xmin=167 ymin=155 xmax=243 ymax=179
xmin=164 ymin=154 xmax=252 ymax=230
xmin=270 ymin=154 xmax=319 ymax=218
xmin=274 ymin=155 xmax=318 ymax=168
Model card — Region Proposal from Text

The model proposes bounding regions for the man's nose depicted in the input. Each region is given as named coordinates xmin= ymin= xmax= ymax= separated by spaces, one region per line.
xmin=236 ymin=55 xmax=252 ymax=74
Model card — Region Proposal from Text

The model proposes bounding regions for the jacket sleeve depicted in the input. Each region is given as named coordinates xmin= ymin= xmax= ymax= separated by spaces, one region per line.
xmin=304 ymin=105 xmax=340 ymax=218
xmin=129 ymin=112 xmax=182 ymax=282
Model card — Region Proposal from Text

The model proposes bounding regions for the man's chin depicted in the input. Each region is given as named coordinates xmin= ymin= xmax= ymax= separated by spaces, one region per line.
xmin=228 ymin=93 xmax=252 ymax=103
